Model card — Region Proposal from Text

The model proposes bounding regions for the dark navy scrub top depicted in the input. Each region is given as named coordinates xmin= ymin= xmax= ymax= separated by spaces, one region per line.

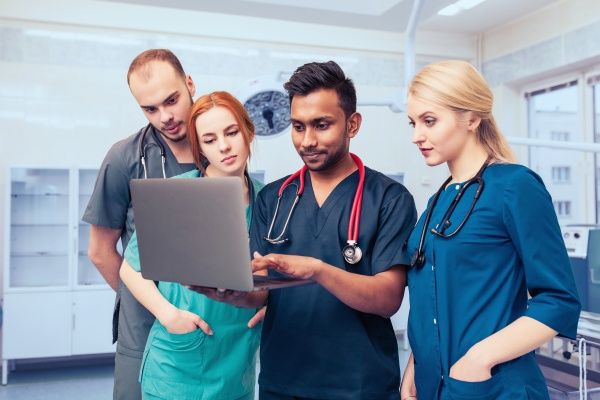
xmin=250 ymin=167 xmax=417 ymax=400
xmin=405 ymin=163 xmax=581 ymax=400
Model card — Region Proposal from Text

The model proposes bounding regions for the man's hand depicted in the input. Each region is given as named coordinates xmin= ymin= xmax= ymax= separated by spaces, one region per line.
xmin=251 ymin=252 xmax=322 ymax=280
xmin=187 ymin=286 xmax=248 ymax=306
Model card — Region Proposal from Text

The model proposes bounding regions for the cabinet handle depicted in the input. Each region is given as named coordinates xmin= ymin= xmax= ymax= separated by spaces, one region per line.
xmin=72 ymin=313 xmax=76 ymax=331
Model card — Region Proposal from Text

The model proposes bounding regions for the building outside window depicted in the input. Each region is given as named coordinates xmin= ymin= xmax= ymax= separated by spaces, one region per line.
xmin=527 ymin=81 xmax=581 ymax=223
xmin=551 ymin=166 xmax=571 ymax=184
xmin=553 ymin=201 xmax=572 ymax=218
xmin=551 ymin=131 xmax=570 ymax=141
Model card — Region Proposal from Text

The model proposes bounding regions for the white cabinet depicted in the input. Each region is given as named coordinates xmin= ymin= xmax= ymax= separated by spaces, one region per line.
xmin=2 ymin=167 xmax=116 ymax=385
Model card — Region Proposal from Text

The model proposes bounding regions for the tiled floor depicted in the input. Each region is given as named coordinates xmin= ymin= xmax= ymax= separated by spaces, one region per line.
xmin=0 ymin=361 xmax=114 ymax=400
xmin=0 ymin=346 xmax=411 ymax=399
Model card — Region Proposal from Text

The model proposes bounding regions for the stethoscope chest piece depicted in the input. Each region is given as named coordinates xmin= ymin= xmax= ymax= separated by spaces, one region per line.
xmin=343 ymin=242 xmax=362 ymax=264
xmin=410 ymin=251 xmax=425 ymax=268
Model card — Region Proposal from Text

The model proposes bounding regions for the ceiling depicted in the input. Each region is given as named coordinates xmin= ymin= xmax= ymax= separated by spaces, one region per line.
xmin=100 ymin=0 xmax=563 ymax=34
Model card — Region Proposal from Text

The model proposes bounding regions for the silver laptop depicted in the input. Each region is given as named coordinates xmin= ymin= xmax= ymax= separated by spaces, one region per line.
xmin=130 ymin=177 xmax=310 ymax=291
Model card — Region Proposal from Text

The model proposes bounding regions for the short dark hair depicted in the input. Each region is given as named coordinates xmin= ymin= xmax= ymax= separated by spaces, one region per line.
xmin=127 ymin=49 xmax=185 ymax=84
xmin=284 ymin=61 xmax=356 ymax=119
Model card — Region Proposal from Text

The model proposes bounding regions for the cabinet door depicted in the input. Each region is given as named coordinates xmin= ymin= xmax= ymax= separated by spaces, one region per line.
xmin=71 ymin=290 xmax=116 ymax=355
xmin=8 ymin=168 xmax=70 ymax=289
xmin=76 ymin=169 xmax=108 ymax=287
xmin=2 ymin=292 xmax=72 ymax=359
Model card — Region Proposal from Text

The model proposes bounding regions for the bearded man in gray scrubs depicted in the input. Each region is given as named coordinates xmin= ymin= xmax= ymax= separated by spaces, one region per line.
xmin=83 ymin=49 xmax=198 ymax=400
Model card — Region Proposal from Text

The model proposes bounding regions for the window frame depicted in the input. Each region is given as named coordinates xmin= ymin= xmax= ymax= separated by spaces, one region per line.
xmin=519 ymin=69 xmax=597 ymax=224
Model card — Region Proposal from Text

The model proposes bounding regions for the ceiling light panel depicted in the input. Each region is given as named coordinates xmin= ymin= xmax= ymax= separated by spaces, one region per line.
xmin=240 ymin=0 xmax=404 ymax=16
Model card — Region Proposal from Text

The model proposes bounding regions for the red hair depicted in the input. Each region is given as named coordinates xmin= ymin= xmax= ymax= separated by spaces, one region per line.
xmin=187 ymin=91 xmax=255 ymax=173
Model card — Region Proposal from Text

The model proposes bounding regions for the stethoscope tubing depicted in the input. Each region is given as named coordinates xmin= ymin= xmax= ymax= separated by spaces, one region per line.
xmin=139 ymin=125 xmax=167 ymax=179
xmin=412 ymin=159 xmax=490 ymax=268
xmin=264 ymin=153 xmax=366 ymax=261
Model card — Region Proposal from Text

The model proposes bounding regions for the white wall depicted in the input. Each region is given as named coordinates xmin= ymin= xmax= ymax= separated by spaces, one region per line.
xmin=483 ymin=0 xmax=600 ymax=161
xmin=0 ymin=1 xmax=475 ymax=298
xmin=483 ymin=0 xmax=600 ymax=63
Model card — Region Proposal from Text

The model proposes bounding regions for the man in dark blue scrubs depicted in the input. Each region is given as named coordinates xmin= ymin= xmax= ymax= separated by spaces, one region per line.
xmin=250 ymin=61 xmax=418 ymax=399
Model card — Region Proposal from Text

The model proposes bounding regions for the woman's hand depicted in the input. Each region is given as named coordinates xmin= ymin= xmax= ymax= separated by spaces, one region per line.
xmin=248 ymin=306 xmax=266 ymax=328
xmin=159 ymin=306 xmax=213 ymax=336
xmin=400 ymin=353 xmax=417 ymax=400
xmin=449 ymin=345 xmax=493 ymax=382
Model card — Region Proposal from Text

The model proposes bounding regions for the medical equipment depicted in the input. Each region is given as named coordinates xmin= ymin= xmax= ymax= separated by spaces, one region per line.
xmin=264 ymin=153 xmax=366 ymax=265
xmin=138 ymin=125 xmax=167 ymax=179
xmin=411 ymin=160 xmax=489 ymax=268
xmin=561 ymin=225 xmax=600 ymax=314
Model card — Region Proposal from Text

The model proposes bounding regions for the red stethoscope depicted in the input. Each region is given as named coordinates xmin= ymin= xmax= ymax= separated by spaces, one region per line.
xmin=264 ymin=153 xmax=366 ymax=264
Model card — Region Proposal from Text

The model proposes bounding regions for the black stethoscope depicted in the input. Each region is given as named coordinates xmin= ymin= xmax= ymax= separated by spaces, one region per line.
xmin=411 ymin=159 xmax=490 ymax=268
xmin=264 ymin=153 xmax=366 ymax=265
xmin=139 ymin=125 xmax=167 ymax=179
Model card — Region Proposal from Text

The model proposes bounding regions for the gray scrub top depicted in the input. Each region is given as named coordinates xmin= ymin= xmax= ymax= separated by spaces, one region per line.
xmin=82 ymin=124 xmax=196 ymax=354
xmin=83 ymin=124 xmax=196 ymax=248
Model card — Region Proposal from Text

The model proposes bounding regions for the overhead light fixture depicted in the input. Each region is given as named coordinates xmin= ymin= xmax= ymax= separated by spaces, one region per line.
xmin=238 ymin=75 xmax=291 ymax=138
xmin=24 ymin=29 xmax=143 ymax=46
xmin=437 ymin=0 xmax=487 ymax=16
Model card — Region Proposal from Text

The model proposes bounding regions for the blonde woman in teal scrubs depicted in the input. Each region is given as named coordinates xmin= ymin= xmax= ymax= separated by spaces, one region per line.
xmin=120 ymin=91 xmax=264 ymax=400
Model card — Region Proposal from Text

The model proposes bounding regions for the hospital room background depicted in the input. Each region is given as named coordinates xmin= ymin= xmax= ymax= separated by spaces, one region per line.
xmin=0 ymin=0 xmax=599 ymax=398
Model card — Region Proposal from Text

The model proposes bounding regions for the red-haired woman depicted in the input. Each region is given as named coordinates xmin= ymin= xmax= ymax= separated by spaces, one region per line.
xmin=120 ymin=91 xmax=264 ymax=400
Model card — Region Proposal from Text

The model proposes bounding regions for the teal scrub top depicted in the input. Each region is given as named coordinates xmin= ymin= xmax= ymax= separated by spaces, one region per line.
xmin=125 ymin=169 xmax=264 ymax=400
xmin=406 ymin=164 xmax=581 ymax=400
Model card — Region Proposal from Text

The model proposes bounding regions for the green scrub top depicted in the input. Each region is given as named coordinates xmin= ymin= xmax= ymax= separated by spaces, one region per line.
xmin=125 ymin=169 xmax=264 ymax=400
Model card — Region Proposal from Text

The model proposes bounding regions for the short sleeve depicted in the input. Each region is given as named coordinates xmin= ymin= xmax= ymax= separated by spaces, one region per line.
xmin=123 ymin=230 xmax=141 ymax=272
xmin=81 ymin=142 xmax=131 ymax=229
xmin=503 ymin=169 xmax=581 ymax=339
xmin=371 ymin=189 xmax=418 ymax=274
xmin=249 ymin=187 xmax=269 ymax=258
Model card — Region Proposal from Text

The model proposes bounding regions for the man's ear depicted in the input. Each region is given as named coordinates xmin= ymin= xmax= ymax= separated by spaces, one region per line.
xmin=347 ymin=112 xmax=362 ymax=138
xmin=186 ymin=75 xmax=196 ymax=98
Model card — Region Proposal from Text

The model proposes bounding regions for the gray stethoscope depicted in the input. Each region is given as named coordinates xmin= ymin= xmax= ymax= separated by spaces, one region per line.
xmin=139 ymin=125 xmax=167 ymax=179
xmin=264 ymin=153 xmax=366 ymax=265
xmin=411 ymin=159 xmax=490 ymax=268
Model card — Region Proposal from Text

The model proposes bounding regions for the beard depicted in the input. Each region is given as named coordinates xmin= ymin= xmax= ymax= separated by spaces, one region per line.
xmin=302 ymin=144 xmax=347 ymax=172
xmin=158 ymin=93 xmax=194 ymax=143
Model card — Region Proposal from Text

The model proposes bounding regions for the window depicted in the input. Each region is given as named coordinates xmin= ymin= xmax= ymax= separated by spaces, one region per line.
xmin=386 ymin=173 xmax=405 ymax=185
xmin=550 ymin=131 xmax=570 ymax=141
xmin=527 ymin=81 xmax=582 ymax=223
xmin=553 ymin=201 xmax=572 ymax=217
xmin=248 ymin=170 xmax=265 ymax=183
xmin=594 ymin=77 xmax=600 ymax=223
xmin=551 ymin=166 xmax=571 ymax=184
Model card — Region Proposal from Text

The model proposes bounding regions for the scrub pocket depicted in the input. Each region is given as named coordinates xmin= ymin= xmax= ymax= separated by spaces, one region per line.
xmin=446 ymin=372 xmax=503 ymax=400
xmin=140 ymin=326 xmax=206 ymax=400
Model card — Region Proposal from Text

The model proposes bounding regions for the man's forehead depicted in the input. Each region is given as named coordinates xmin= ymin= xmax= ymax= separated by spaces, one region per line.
xmin=130 ymin=60 xmax=181 ymax=85
xmin=291 ymin=90 xmax=343 ymax=119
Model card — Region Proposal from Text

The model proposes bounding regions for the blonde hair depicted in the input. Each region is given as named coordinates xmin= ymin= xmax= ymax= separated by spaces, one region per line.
xmin=409 ymin=60 xmax=515 ymax=162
